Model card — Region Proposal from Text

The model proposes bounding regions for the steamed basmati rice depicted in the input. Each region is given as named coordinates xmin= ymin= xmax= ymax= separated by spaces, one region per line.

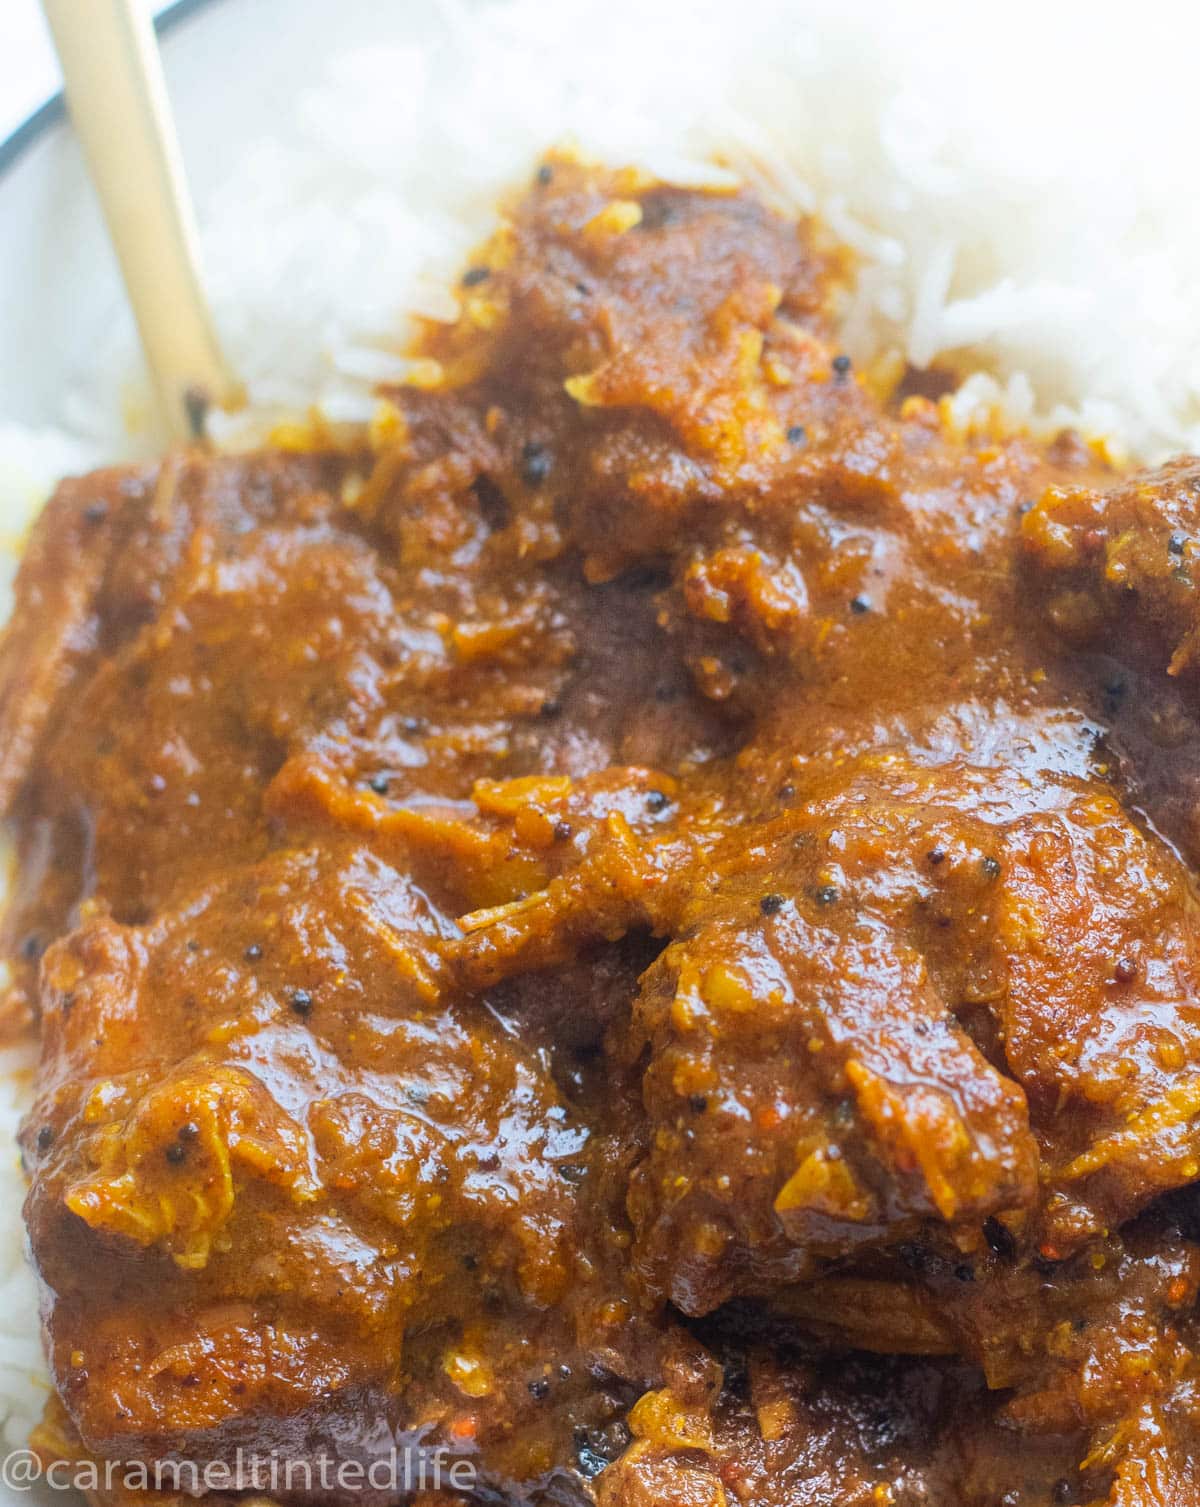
xmin=0 ymin=1041 xmax=43 ymax=1451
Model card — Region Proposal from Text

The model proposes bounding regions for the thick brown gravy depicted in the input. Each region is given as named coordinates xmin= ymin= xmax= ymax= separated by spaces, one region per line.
xmin=4 ymin=157 xmax=1200 ymax=1506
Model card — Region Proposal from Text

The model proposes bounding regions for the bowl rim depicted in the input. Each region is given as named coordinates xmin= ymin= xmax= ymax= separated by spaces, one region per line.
xmin=0 ymin=0 xmax=230 ymax=182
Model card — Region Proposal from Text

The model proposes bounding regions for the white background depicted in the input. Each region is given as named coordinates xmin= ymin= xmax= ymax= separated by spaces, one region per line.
xmin=0 ymin=2 xmax=58 ymax=142
xmin=0 ymin=1 xmax=173 ymax=146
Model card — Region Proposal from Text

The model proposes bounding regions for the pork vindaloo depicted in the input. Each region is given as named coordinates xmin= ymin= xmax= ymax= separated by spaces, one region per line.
xmin=5 ymin=159 xmax=1200 ymax=1506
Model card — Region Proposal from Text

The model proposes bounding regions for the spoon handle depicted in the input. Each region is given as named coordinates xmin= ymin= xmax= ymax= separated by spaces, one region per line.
xmin=40 ymin=0 xmax=240 ymax=440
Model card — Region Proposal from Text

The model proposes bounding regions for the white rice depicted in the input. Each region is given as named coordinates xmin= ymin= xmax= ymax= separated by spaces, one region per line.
xmin=36 ymin=0 xmax=1200 ymax=467
xmin=0 ymin=1041 xmax=43 ymax=1451
xmin=4 ymin=0 xmax=1200 ymax=1457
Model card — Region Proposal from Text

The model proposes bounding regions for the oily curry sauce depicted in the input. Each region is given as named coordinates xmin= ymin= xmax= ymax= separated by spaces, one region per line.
xmin=5 ymin=158 xmax=1200 ymax=1505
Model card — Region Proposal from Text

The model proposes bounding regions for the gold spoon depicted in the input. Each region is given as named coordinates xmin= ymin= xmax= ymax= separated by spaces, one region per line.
xmin=40 ymin=0 xmax=241 ymax=441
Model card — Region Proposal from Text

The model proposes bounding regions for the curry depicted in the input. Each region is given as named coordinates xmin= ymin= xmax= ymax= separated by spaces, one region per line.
xmin=3 ymin=157 xmax=1200 ymax=1506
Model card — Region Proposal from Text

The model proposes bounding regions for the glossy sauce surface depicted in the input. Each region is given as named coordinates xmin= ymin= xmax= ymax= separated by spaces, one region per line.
xmin=5 ymin=160 xmax=1200 ymax=1506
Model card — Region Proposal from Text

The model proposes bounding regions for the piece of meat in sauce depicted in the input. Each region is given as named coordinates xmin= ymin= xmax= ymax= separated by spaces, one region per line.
xmin=619 ymin=753 xmax=1200 ymax=1313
